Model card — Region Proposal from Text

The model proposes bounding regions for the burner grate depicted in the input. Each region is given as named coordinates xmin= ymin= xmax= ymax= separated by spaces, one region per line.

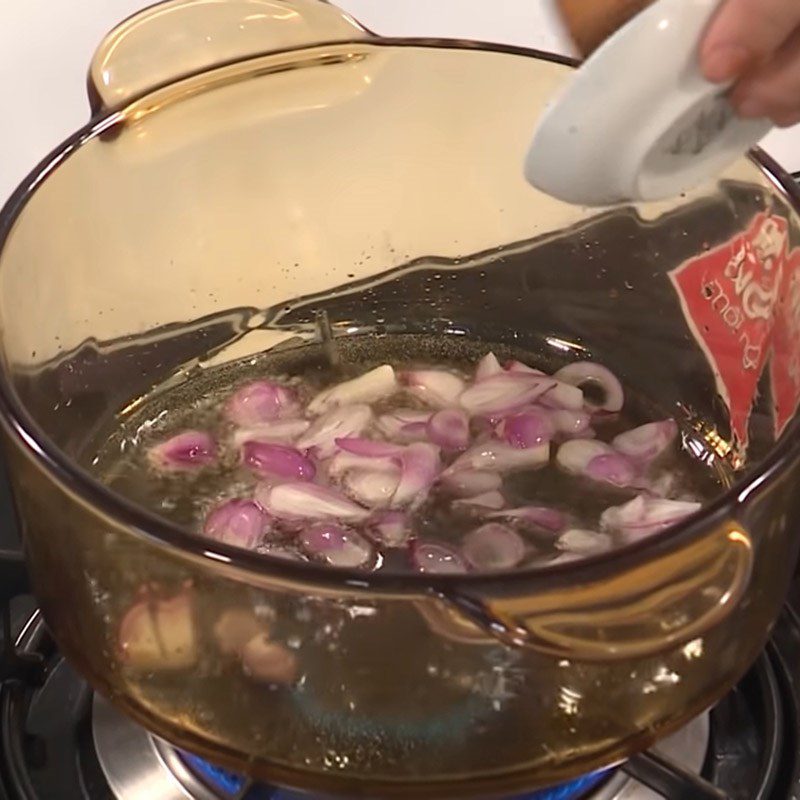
xmin=2 ymin=610 xmax=799 ymax=800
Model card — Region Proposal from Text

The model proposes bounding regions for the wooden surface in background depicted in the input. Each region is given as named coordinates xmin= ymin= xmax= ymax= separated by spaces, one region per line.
xmin=556 ymin=0 xmax=654 ymax=55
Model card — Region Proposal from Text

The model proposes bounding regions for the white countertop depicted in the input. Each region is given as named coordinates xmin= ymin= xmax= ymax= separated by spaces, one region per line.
xmin=1 ymin=0 xmax=798 ymax=200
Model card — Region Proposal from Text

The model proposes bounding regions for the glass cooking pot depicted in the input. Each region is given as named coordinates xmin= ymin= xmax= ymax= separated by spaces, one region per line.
xmin=0 ymin=1 xmax=799 ymax=796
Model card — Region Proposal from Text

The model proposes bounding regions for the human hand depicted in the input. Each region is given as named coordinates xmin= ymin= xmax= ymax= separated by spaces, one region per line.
xmin=701 ymin=0 xmax=800 ymax=127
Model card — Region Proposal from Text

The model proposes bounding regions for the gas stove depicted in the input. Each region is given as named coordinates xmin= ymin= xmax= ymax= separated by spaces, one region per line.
xmin=0 ymin=451 xmax=798 ymax=800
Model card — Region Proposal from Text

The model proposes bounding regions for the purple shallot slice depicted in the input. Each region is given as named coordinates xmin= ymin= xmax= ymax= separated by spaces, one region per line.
xmin=462 ymin=523 xmax=526 ymax=571
xmin=453 ymin=491 xmax=506 ymax=512
xmin=391 ymin=443 xmax=441 ymax=508
xmin=554 ymin=361 xmax=624 ymax=413
xmin=600 ymin=495 xmax=701 ymax=540
xmin=426 ymin=408 xmax=470 ymax=451
xmin=224 ymin=381 xmax=299 ymax=425
xmin=204 ymin=499 xmax=266 ymax=550
xmin=411 ymin=541 xmax=468 ymax=574
xmin=148 ymin=430 xmax=217 ymax=473
xmin=376 ymin=409 xmax=432 ymax=442
xmin=448 ymin=441 xmax=549 ymax=474
xmin=612 ymin=419 xmax=678 ymax=463
xmin=300 ymin=523 xmax=375 ymax=568
xmin=296 ymin=404 xmax=372 ymax=459
xmin=242 ymin=441 xmax=316 ymax=481
xmin=498 ymin=408 xmax=555 ymax=448
xmin=459 ymin=373 xmax=555 ymax=416
xmin=367 ymin=510 xmax=412 ymax=548
xmin=440 ymin=469 xmax=502 ymax=497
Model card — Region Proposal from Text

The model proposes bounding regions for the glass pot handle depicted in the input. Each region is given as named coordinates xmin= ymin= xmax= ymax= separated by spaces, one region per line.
xmin=87 ymin=0 xmax=370 ymax=112
xmin=441 ymin=522 xmax=753 ymax=662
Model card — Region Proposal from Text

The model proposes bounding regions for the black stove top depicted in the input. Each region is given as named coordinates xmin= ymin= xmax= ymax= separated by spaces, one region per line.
xmin=0 ymin=451 xmax=799 ymax=800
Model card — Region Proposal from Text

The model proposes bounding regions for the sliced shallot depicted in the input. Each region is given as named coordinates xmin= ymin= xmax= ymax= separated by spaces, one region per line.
xmin=327 ymin=450 xmax=398 ymax=480
xmin=296 ymin=404 xmax=372 ymax=459
xmin=300 ymin=523 xmax=374 ymax=568
xmin=242 ymin=441 xmax=316 ymax=481
xmin=449 ymin=441 xmax=549 ymax=474
xmin=556 ymin=529 xmax=613 ymax=554
xmin=453 ymin=491 xmax=506 ymax=512
xmin=376 ymin=409 xmax=433 ymax=443
xmin=403 ymin=369 xmax=466 ymax=409
xmin=506 ymin=360 xmax=546 ymax=375
xmin=612 ymin=419 xmax=678 ymax=463
xmin=462 ymin=523 xmax=526 ymax=571
xmin=224 ymin=380 xmax=299 ymax=426
xmin=391 ymin=443 xmax=441 ymax=508
xmin=232 ymin=419 xmax=310 ymax=448
xmin=308 ymin=365 xmax=396 ymax=415
xmin=427 ymin=409 xmax=470 ymax=450
xmin=475 ymin=352 xmax=503 ymax=381
xmin=411 ymin=541 xmax=468 ymax=574
xmin=600 ymin=495 xmax=701 ymax=539
xmin=367 ymin=510 xmax=412 ymax=548
xmin=557 ymin=439 xmax=638 ymax=487
xmin=540 ymin=382 xmax=585 ymax=411
xmin=555 ymin=361 xmax=624 ymax=413
xmin=556 ymin=439 xmax=615 ymax=475
xmin=343 ymin=468 xmax=401 ymax=509
xmin=256 ymin=482 xmax=370 ymax=522
xmin=459 ymin=373 xmax=555 ymax=416
xmin=241 ymin=635 xmax=298 ymax=685
xmin=148 ymin=430 xmax=217 ymax=472
xmin=203 ymin=499 xmax=266 ymax=550
xmin=550 ymin=408 xmax=593 ymax=438
xmin=490 ymin=506 xmax=566 ymax=533
xmin=498 ymin=408 xmax=555 ymax=448
xmin=440 ymin=469 xmax=503 ymax=497
xmin=584 ymin=453 xmax=638 ymax=488
xmin=335 ymin=438 xmax=404 ymax=458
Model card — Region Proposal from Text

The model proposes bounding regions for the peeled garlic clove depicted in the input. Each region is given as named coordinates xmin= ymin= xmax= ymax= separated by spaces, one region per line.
xmin=241 ymin=634 xmax=299 ymax=685
xmin=213 ymin=608 xmax=266 ymax=656
xmin=118 ymin=588 xmax=197 ymax=671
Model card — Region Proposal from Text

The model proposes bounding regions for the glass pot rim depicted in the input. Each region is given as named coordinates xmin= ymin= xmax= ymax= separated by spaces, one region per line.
xmin=1 ymin=36 xmax=799 ymax=595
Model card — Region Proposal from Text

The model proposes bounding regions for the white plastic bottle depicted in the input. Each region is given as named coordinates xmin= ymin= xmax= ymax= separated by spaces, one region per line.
xmin=525 ymin=0 xmax=773 ymax=206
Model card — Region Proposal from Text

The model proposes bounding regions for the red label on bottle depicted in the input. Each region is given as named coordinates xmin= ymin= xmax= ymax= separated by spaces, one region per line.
xmin=771 ymin=245 xmax=800 ymax=437
xmin=669 ymin=213 xmax=788 ymax=448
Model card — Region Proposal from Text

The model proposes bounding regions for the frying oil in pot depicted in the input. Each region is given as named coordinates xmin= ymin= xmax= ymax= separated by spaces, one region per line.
xmin=90 ymin=333 xmax=728 ymax=575
xmin=82 ymin=333 xmax=734 ymax=788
